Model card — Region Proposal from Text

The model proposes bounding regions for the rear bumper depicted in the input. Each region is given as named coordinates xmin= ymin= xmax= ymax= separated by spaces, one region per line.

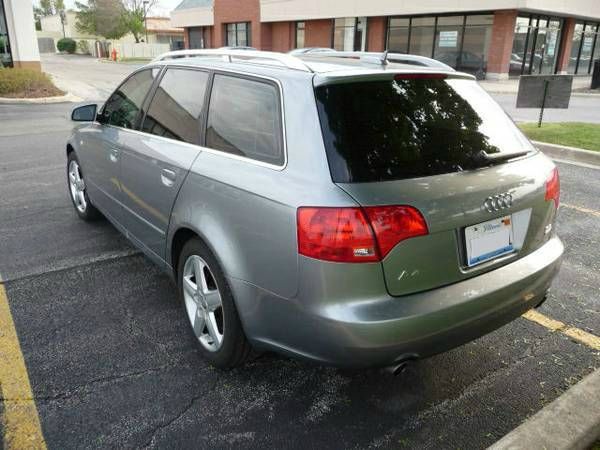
xmin=232 ymin=236 xmax=563 ymax=368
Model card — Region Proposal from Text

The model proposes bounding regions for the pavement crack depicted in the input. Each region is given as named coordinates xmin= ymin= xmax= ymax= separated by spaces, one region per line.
xmin=34 ymin=364 xmax=176 ymax=404
xmin=142 ymin=366 xmax=213 ymax=449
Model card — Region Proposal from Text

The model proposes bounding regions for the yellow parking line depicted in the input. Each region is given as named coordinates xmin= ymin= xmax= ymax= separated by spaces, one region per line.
xmin=561 ymin=203 xmax=600 ymax=218
xmin=0 ymin=284 xmax=47 ymax=449
xmin=523 ymin=309 xmax=600 ymax=351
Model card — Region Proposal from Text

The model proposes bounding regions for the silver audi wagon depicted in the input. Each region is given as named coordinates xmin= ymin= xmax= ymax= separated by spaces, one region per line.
xmin=67 ymin=49 xmax=562 ymax=370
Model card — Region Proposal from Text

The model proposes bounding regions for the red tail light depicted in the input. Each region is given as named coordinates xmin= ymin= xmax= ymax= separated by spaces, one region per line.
xmin=297 ymin=206 xmax=428 ymax=263
xmin=545 ymin=168 xmax=560 ymax=209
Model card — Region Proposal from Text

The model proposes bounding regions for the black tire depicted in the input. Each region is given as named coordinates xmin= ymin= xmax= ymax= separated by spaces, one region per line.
xmin=178 ymin=238 xmax=252 ymax=368
xmin=67 ymin=152 xmax=102 ymax=221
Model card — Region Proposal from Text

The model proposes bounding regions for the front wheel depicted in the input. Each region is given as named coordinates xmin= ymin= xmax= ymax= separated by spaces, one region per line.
xmin=178 ymin=238 xmax=252 ymax=368
xmin=67 ymin=152 xmax=101 ymax=221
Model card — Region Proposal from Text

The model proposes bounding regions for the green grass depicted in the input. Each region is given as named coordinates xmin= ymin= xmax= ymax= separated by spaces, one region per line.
xmin=519 ymin=122 xmax=600 ymax=152
xmin=0 ymin=68 xmax=64 ymax=98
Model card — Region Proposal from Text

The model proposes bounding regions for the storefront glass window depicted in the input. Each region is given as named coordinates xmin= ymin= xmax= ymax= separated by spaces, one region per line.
xmin=333 ymin=17 xmax=367 ymax=51
xmin=0 ymin=0 xmax=12 ymax=68
xmin=577 ymin=24 xmax=597 ymax=74
xmin=567 ymin=22 xmax=600 ymax=75
xmin=433 ymin=16 xmax=464 ymax=69
xmin=510 ymin=15 xmax=562 ymax=76
xmin=409 ymin=17 xmax=435 ymax=57
xmin=387 ymin=18 xmax=409 ymax=53
xmin=387 ymin=14 xmax=492 ymax=78
xmin=459 ymin=15 xmax=493 ymax=77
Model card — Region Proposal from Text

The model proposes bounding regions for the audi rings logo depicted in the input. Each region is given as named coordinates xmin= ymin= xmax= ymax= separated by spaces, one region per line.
xmin=483 ymin=193 xmax=513 ymax=212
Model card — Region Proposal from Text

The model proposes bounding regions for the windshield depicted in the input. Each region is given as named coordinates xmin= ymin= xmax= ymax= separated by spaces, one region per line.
xmin=315 ymin=77 xmax=535 ymax=183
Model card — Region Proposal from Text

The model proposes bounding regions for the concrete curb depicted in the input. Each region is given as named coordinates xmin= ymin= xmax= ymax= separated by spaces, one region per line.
xmin=534 ymin=141 xmax=600 ymax=166
xmin=0 ymin=92 xmax=83 ymax=104
xmin=488 ymin=369 xmax=600 ymax=450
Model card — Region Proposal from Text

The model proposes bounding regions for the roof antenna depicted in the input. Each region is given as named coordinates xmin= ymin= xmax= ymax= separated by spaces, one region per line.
xmin=380 ymin=50 xmax=389 ymax=66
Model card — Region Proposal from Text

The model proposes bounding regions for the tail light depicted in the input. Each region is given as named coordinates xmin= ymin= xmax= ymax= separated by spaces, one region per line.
xmin=545 ymin=168 xmax=560 ymax=209
xmin=297 ymin=206 xmax=428 ymax=263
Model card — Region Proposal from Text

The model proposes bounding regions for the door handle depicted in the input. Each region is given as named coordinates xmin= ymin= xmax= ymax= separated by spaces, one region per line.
xmin=109 ymin=148 xmax=120 ymax=163
xmin=161 ymin=168 xmax=177 ymax=187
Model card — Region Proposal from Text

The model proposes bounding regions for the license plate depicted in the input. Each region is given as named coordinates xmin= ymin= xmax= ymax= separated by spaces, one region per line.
xmin=465 ymin=215 xmax=514 ymax=267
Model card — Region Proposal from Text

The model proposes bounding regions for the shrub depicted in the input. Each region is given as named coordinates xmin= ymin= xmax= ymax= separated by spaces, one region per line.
xmin=77 ymin=40 xmax=91 ymax=55
xmin=57 ymin=38 xmax=77 ymax=54
xmin=0 ymin=69 xmax=64 ymax=98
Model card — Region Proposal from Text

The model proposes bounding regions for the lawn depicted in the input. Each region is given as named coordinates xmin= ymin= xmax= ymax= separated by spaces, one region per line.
xmin=0 ymin=68 xmax=64 ymax=98
xmin=519 ymin=122 xmax=600 ymax=152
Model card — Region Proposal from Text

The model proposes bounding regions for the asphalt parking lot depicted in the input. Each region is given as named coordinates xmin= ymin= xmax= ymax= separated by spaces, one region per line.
xmin=0 ymin=102 xmax=598 ymax=449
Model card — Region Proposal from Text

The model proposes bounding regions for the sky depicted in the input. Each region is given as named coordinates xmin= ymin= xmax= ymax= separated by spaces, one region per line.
xmin=32 ymin=0 xmax=183 ymax=16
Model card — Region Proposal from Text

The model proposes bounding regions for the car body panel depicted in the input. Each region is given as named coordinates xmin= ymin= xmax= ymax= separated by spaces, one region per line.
xmin=69 ymin=53 xmax=563 ymax=368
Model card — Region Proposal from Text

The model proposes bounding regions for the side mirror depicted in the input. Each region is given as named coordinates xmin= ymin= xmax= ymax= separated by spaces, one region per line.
xmin=71 ymin=104 xmax=97 ymax=122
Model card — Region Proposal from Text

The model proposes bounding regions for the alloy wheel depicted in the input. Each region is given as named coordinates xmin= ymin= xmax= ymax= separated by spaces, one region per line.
xmin=68 ymin=159 xmax=87 ymax=213
xmin=182 ymin=255 xmax=224 ymax=352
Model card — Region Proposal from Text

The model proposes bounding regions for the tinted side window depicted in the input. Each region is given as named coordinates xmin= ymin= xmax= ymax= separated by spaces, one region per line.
xmin=141 ymin=68 xmax=209 ymax=145
xmin=101 ymin=69 xmax=157 ymax=129
xmin=206 ymin=75 xmax=283 ymax=166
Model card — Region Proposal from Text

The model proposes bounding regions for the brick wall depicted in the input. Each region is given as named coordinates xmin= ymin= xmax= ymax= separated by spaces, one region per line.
xmin=487 ymin=10 xmax=518 ymax=79
xmin=213 ymin=0 xmax=261 ymax=48
xmin=367 ymin=17 xmax=387 ymax=52
xmin=305 ymin=19 xmax=332 ymax=48
xmin=271 ymin=22 xmax=294 ymax=52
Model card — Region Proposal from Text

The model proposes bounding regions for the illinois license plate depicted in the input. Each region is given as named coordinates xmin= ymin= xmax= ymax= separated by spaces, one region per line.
xmin=465 ymin=215 xmax=514 ymax=267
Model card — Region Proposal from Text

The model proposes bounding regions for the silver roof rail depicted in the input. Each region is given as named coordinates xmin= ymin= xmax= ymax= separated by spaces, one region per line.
xmin=303 ymin=50 xmax=455 ymax=71
xmin=152 ymin=49 xmax=313 ymax=73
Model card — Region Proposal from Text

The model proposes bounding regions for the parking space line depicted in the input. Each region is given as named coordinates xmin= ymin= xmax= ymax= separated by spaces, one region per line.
xmin=522 ymin=310 xmax=600 ymax=351
xmin=561 ymin=203 xmax=600 ymax=218
xmin=0 ymin=283 xmax=47 ymax=449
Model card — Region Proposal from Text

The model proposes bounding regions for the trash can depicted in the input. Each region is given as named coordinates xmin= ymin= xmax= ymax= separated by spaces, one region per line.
xmin=592 ymin=59 xmax=600 ymax=90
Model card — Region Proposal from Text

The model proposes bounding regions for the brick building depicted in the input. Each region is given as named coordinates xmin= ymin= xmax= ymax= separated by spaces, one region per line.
xmin=171 ymin=0 xmax=600 ymax=80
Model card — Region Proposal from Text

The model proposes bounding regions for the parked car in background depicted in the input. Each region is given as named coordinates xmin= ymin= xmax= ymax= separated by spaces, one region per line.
xmin=66 ymin=49 xmax=562 ymax=371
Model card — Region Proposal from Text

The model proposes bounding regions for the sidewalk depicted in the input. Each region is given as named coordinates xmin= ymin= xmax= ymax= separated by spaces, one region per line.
xmin=480 ymin=76 xmax=596 ymax=95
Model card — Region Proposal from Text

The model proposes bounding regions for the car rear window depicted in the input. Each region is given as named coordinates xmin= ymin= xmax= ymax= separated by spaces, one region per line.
xmin=315 ymin=76 xmax=534 ymax=183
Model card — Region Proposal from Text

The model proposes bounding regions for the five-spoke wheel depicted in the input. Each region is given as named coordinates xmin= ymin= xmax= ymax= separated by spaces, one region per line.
xmin=178 ymin=238 xmax=252 ymax=368
xmin=182 ymin=255 xmax=224 ymax=352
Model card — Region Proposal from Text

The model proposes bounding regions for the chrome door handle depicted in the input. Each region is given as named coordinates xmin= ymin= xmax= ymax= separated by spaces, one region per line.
xmin=161 ymin=168 xmax=177 ymax=187
xmin=109 ymin=148 xmax=120 ymax=163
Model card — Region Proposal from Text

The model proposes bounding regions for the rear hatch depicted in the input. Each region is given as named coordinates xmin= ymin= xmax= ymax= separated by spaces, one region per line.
xmin=314 ymin=72 xmax=558 ymax=296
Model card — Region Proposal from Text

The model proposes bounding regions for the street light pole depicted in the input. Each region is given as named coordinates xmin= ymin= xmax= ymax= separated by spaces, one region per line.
xmin=143 ymin=0 xmax=149 ymax=43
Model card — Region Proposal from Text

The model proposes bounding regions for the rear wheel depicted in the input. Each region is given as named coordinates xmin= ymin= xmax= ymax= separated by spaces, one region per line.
xmin=67 ymin=152 xmax=101 ymax=221
xmin=178 ymin=238 xmax=252 ymax=368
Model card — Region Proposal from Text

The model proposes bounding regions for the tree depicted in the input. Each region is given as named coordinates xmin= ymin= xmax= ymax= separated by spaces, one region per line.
xmin=53 ymin=0 xmax=66 ymax=12
xmin=39 ymin=0 xmax=54 ymax=16
xmin=121 ymin=0 xmax=158 ymax=43
xmin=75 ymin=0 xmax=128 ymax=40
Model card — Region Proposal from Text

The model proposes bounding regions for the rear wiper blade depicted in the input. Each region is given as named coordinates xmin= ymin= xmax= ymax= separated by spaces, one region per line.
xmin=478 ymin=150 xmax=531 ymax=164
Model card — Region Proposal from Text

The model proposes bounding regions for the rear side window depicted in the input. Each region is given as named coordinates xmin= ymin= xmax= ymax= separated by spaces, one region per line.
xmin=206 ymin=74 xmax=284 ymax=166
xmin=315 ymin=77 xmax=534 ymax=183
xmin=142 ymin=68 xmax=209 ymax=145
xmin=101 ymin=69 xmax=157 ymax=129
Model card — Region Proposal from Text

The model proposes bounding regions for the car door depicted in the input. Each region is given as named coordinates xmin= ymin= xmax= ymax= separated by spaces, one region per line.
xmin=119 ymin=67 xmax=210 ymax=260
xmin=83 ymin=68 xmax=159 ymax=225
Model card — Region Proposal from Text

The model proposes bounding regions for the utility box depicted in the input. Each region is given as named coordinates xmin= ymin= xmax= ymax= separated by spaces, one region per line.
xmin=592 ymin=60 xmax=600 ymax=90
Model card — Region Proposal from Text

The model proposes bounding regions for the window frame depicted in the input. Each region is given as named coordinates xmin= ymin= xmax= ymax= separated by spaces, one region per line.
xmin=203 ymin=70 xmax=287 ymax=169
xmin=225 ymin=22 xmax=251 ymax=47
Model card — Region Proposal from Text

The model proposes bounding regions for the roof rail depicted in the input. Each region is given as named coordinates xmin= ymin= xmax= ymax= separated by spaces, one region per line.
xmin=152 ymin=49 xmax=313 ymax=73
xmin=302 ymin=50 xmax=455 ymax=71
